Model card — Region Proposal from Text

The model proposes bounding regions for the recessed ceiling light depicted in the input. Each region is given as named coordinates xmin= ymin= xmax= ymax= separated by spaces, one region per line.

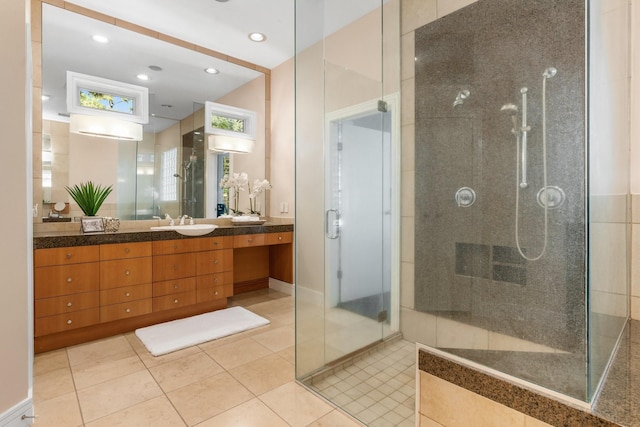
xmin=161 ymin=104 xmax=173 ymax=108
xmin=215 ymin=0 xmax=229 ymax=2
xmin=204 ymin=68 xmax=219 ymax=74
xmin=136 ymin=74 xmax=151 ymax=81
xmin=92 ymin=35 xmax=109 ymax=44
xmin=248 ymin=32 xmax=266 ymax=42
xmin=41 ymin=95 xmax=50 ymax=101
xmin=148 ymin=65 xmax=163 ymax=71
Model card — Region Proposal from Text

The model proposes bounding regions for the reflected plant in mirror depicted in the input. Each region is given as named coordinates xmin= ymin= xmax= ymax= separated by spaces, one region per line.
xmin=219 ymin=172 xmax=248 ymax=215
xmin=248 ymin=178 xmax=271 ymax=215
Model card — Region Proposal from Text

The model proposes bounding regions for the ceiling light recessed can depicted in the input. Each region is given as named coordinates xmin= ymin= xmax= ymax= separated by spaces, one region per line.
xmin=92 ymin=34 xmax=109 ymax=44
xmin=148 ymin=65 xmax=163 ymax=71
xmin=248 ymin=32 xmax=266 ymax=42
xmin=204 ymin=68 xmax=219 ymax=74
xmin=136 ymin=74 xmax=151 ymax=81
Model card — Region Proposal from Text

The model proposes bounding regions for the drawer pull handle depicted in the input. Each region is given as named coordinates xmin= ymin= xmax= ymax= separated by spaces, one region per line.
xmin=213 ymin=260 xmax=219 ymax=264
xmin=66 ymin=253 xmax=72 ymax=259
xmin=214 ymin=277 xmax=218 ymax=282
xmin=248 ymin=239 xmax=253 ymax=243
xmin=214 ymin=291 xmax=219 ymax=296
xmin=125 ymin=308 xmax=131 ymax=313
xmin=125 ymin=292 xmax=131 ymax=297
xmin=173 ymin=284 xmax=179 ymax=289
xmin=173 ymin=299 xmax=179 ymax=304
xmin=173 ymin=244 xmax=178 ymax=250
xmin=66 ymin=277 xmax=73 ymax=283
xmin=66 ymin=302 xmax=72 ymax=307
xmin=66 ymin=319 xmax=72 ymax=325
xmin=214 ymin=242 xmax=219 ymax=245
xmin=173 ymin=265 xmax=178 ymax=270
xmin=125 ymin=248 xmax=130 ymax=254
xmin=278 ymin=236 xmax=282 ymax=240
xmin=125 ymin=270 xmax=130 ymax=276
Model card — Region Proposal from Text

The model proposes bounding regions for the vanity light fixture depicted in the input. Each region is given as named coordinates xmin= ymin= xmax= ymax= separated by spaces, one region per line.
xmin=69 ymin=114 xmax=143 ymax=141
xmin=136 ymin=74 xmax=151 ymax=81
xmin=248 ymin=32 xmax=266 ymax=42
xmin=92 ymin=34 xmax=109 ymax=44
xmin=204 ymin=68 xmax=219 ymax=74
xmin=208 ymin=135 xmax=254 ymax=154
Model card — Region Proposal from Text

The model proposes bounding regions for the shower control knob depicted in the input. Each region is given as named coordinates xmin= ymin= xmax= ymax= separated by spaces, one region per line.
xmin=455 ymin=187 xmax=476 ymax=208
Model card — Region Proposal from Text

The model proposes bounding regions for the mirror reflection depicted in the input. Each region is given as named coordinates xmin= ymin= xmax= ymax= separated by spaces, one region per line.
xmin=40 ymin=4 xmax=266 ymax=221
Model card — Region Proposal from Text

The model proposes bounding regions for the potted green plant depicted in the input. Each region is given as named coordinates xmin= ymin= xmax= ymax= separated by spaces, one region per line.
xmin=65 ymin=181 xmax=113 ymax=216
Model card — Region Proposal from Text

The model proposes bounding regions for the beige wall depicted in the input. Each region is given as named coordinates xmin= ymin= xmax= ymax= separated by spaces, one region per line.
xmin=216 ymin=75 xmax=267 ymax=214
xmin=631 ymin=0 xmax=640 ymax=320
xmin=0 ymin=0 xmax=32 ymax=421
xmin=269 ymin=57 xmax=295 ymax=219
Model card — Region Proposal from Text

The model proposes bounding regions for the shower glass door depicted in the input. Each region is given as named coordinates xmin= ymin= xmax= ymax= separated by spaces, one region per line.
xmin=324 ymin=105 xmax=392 ymax=361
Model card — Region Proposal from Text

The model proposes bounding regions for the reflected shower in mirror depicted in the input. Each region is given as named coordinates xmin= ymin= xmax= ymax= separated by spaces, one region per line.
xmin=39 ymin=3 xmax=265 ymax=220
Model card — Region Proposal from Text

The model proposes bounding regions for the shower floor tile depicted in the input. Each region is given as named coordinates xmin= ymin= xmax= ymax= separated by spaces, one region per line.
xmin=303 ymin=337 xmax=416 ymax=427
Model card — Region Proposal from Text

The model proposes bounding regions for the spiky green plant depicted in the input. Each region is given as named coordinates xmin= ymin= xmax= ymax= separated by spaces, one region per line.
xmin=65 ymin=181 xmax=113 ymax=216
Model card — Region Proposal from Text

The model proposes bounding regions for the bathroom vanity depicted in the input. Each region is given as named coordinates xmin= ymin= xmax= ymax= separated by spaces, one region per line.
xmin=33 ymin=222 xmax=293 ymax=353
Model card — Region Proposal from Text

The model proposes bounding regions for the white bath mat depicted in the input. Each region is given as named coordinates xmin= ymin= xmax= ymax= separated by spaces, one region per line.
xmin=135 ymin=306 xmax=270 ymax=356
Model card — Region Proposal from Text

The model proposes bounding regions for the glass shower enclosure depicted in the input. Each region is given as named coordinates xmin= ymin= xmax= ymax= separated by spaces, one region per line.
xmin=295 ymin=0 xmax=401 ymax=384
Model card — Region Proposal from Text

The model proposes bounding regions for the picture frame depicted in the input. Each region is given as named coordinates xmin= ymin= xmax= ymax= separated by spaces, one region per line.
xmin=81 ymin=217 xmax=105 ymax=234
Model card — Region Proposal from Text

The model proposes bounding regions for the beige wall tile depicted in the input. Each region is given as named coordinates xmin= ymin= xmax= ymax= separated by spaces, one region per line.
xmin=632 ymin=295 xmax=640 ymax=320
xmin=401 ymin=0 xmax=437 ymax=34
xmin=401 ymin=261 xmax=415 ymax=309
xmin=401 ymin=308 xmax=436 ymax=345
xmin=633 ymin=224 xmax=640 ymax=297
xmin=401 ymin=32 xmax=415 ymax=81
xmin=401 ymin=216 xmax=415 ymax=263
xmin=437 ymin=0 xmax=478 ymax=18
xmin=420 ymin=372 xmax=525 ymax=427
xmin=525 ymin=415 xmax=554 ymax=427
xmin=401 ymin=124 xmax=415 ymax=172
xmin=401 ymin=77 xmax=415 ymax=126
xmin=421 ymin=414 xmax=445 ymax=426
xmin=402 ymin=170 xmax=415 ymax=217
xmin=436 ymin=316 xmax=489 ymax=350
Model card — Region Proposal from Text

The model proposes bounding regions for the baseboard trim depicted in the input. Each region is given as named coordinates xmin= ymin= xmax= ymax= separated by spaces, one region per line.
xmin=269 ymin=277 xmax=294 ymax=295
xmin=0 ymin=397 xmax=34 ymax=426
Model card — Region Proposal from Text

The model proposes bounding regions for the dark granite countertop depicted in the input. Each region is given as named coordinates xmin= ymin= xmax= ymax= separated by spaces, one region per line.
xmin=34 ymin=221 xmax=294 ymax=249
xmin=418 ymin=319 xmax=640 ymax=427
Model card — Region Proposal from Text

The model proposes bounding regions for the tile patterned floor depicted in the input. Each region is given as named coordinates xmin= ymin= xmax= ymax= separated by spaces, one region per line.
xmin=32 ymin=289 xmax=362 ymax=427
xmin=303 ymin=338 xmax=416 ymax=427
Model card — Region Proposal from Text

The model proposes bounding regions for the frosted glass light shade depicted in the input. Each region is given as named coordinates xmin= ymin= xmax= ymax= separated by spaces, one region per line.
xmin=208 ymin=134 xmax=254 ymax=153
xmin=69 ymin=114 xmax=143 ymax=141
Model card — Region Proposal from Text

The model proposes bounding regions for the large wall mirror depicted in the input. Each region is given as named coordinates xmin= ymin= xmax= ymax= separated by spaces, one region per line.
xmin=37 ymin=2 xmax=267 ymax=221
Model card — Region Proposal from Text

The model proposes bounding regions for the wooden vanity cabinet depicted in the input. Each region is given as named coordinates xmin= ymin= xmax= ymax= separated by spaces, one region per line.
xmin=34 ymin=229 xmax=292 ymax=353
xmin=34 ymin=246 xmax=100 ymax=336
xmin=99 ymin=242 xmax=153 ymax=322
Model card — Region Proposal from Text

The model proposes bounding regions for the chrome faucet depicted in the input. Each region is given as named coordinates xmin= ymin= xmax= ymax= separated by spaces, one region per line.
xmin=179 ymin=215 xmax=192 ymax=225
xmin=165 ymin=213 xmax=175 ymax=226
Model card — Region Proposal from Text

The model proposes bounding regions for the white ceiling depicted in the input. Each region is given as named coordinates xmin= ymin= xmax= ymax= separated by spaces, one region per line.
xmin=42 ymin=0 xmax=384 ymax=130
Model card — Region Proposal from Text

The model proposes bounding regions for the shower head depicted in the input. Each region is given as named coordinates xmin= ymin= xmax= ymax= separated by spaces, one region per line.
xmin=173 ymin=173 xmax=182 ymax=179
xmin=500 ymin=103 xmax=518 ymax=115
xmin=453 ymin=89 xmax=470 ymax=108
xmin=543 ymin=67 xmax=557 ymax=79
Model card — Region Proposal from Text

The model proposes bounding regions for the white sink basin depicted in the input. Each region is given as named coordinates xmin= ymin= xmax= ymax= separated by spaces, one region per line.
xmin=150 ymin=224 xmax=217 ymax=236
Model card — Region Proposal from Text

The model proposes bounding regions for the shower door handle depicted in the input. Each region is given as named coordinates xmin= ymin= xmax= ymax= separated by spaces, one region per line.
xmin=325 ymin=209 xmax=340 ymax=239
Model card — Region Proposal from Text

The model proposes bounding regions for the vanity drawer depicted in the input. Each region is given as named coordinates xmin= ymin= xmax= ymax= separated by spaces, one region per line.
xmin=153 ymin=277 xmax=196 ymax=297
xmin=100 ymin=283 xmax=152 ymax=305
xmin=233 ymin=234 xmax=265 ymax=248
xmin=196 ymin=272 xmax=233 ymax=289
xmin=153 ymin=253 xmax=196 ymax=281
xmin=152 ymin=239 xmax=201 ymax=255
xmin=34 ymin=246 xmax=99 ymax=267
xmin=100 ymin=299 xmax=152 ymax=323
xmin=196 ymin=284 xmax=232 ymax=303
xmin=196 ymin=249 xmax=233 ymax=275
xmin=35 ymin=291 xmax=99 ymax=318
xmin=34 ymin=263 xmax=99 ymax=298
xmin=100 ymin=242 xmax=152 ymax=261
xmin=35 ymin=308 xmax=100 ymax=337
xmin=196 ymin=236 xmax=232 ymax=251
xmin=100 ymin=257 xmax=152 ymax=289
xmin=265 ymin=232 xmax=293 ymax=245
xmin=152 ymin=291 xmax=197 ymax=312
